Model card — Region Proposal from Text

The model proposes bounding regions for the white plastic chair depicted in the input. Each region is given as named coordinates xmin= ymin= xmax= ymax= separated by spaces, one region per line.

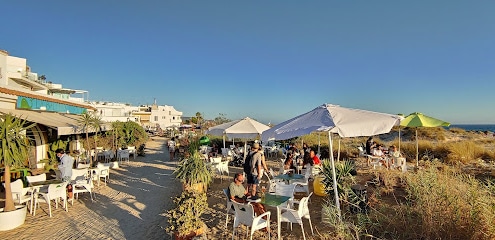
xmin=357 ymin=146 xmax=367 ymax=157
xmin=392 ymin=156 xmax=407 ymax=172
xmin=213 ymin=161 xmax=229 ymax=183
xmin=231 ymin=201 xmax=271 ymax=240
xmin=127 ymin=146 xmax=136 ymax=159
xmin=277 ymin=192 xmax=314 ymax=240
xmin=222 ymin=189 xmax=236 ymax=228
xmin=26 ymin=174 xmax=47 ymax=184
xmin=26 ymin=174 xmax=48 ymax=196
xmin=292 ymin=167 xmax=311 ymax=196
xmin=210 ymin=156 xmax=222 ymax=163
xmin=7 ymin=179 xmax=34 ymax=214
xmin=264 ymin=171 xmax=284 ymax=193
xmin=104 ymin=150 xmax=115 ymax=163
xmin=274 ymin=182 xmax=296 ymax=207
xmin=33 ymin=182 xmax=68 ymax=217
xmin=95 ymin=163 xmax=110 ymax=186
xmin=118 ymin=150 xmax=130 ymax=163
xmin=70 ymin=168 xmax=94 ymax=204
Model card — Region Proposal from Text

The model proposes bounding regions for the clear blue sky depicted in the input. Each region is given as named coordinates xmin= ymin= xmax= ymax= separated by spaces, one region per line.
xmin=3 ymin=1 xmax=494 ymax=124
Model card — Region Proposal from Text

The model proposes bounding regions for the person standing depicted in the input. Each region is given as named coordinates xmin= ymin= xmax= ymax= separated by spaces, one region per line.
xmin=56 ymin=148 xmax=74 ymax=182
xmin=246 ymin=143 xmax=262 ymax=197
xmin=365 ymin=137 xmax=376 ymax=155
xmin=168 ymin=137 xmax=176 ymax=160
xmin=258 ymin=145 xmax=269 ymax=177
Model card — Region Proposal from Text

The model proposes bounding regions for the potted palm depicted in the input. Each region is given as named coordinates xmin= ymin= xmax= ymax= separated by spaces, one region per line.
xmin=166 ymin=190 xmax=207 ymax=240
xmin=173 ymin=140 xmax=212 ymax=192
xmin=0 ymin=114 xmax=34 ymax=231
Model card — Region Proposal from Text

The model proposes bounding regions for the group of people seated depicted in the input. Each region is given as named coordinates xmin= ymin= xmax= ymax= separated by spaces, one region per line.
xmin=283 ymin=143 xmax=320 ymax=172
xmin=365 ymin=137 xmax=403 ymax=169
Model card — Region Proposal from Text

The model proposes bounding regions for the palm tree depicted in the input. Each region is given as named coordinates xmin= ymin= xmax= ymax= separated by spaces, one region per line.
xmin=0 ymin=114 xmax=34 ymax=212
xmin=90 ymin=114 xmax=103 ymax=157
xmin=78 ymin=112 xmax=95 ymax=166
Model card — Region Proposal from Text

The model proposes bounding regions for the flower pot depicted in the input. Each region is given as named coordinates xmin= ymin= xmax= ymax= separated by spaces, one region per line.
xmin=182 ymin=182 xmax=205 ymax=193
xmin=174 ymin=224 xmax=206 ymax=240
xmin=313 ymin=175 xmax=327 ymax=196
xmin=0 ymin=205 xmax=27 ymax=231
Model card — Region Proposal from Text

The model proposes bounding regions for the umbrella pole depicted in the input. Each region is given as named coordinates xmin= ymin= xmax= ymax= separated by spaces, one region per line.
xmin=337 ymin=138 xmax=341 ymax=161
xmin=318 ymin=133 xmax=321 ymax=155
xmin=328 ymin=132 xmax=341 ymax=221
xmin=223 ymin=135 xmax=226 ymax=149
xmin=398 ymin=127 xmax=401 ymax=153
xmin=243 ymin=140 xmax=247 ymax=160
xmin=416 ymin=129 xmax=419 ymax=167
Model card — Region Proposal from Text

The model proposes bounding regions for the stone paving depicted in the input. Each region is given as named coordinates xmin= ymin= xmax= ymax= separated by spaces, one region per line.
xmin=1 ymin=137 xmax=180 ymax=240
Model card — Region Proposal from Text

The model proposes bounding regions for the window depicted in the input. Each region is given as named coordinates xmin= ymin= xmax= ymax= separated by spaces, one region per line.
xmin=154 ymin=116 xmax=158 ymax=121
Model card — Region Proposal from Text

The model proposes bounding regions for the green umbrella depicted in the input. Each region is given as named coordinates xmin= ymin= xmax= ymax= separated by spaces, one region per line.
xmin=199 ymin=136 xmax=210 ymax=146
xmin=400 ymin=112 xmax=450 ymax=166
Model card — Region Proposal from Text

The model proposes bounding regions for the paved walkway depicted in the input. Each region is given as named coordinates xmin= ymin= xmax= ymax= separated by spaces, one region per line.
xmin=1 ymin=137 xmax=180 ymax=240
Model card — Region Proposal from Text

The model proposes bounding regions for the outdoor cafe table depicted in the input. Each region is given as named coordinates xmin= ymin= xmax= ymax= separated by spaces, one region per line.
xmin=249 ymin=193 xmax=291 ymax=240
xmin=274 ymin=173 xmax=304 ymax=184
xmin=28 ymin=179 xmax=64 ymax=194
xmin=29 ymin=179 xmax=64 ymax=188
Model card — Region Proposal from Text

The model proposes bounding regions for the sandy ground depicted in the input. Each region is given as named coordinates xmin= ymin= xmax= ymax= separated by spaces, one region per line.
xmin=1 ymin=137 xmax=181 ymax=240
xmin=1 ymin=137 xmax=343 ymax=240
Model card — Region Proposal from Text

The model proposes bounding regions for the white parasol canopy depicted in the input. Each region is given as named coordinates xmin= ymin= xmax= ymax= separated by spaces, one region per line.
xmin=261 ymin=103 xmax=403 ymax=220
xmin=207 ymin=117 xmax=270 ymax=154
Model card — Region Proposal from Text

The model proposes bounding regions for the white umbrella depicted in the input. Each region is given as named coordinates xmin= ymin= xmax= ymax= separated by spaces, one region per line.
xmin=207 ymin=117 xmax=270 ymax=158
xmin=261 ymin=104 xmax=403 ymax=220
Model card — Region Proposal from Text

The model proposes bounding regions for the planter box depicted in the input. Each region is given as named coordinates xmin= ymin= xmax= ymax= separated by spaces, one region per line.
xmin=0 ymin=205 xmax=27 ymax=231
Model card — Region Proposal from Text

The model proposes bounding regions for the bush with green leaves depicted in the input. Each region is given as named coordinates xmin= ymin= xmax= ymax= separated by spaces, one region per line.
xmin=319 ymin=159 xmax=357 ymax=203
xmin=166 ymin=190 xmax=207 ymax=236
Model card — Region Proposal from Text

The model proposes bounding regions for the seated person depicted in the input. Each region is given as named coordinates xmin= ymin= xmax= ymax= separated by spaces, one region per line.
xmin=208 ymin=144 xmax=220 ymax=158
xmin=228 ymin=173 xmax=266 ymax=216
xmin=303 ymin=148 xmax=314 ymax=167
xmin=284 ymin=152 xmax=297 ymax=171
xmin=372 ymin=146 xmax=384 ymax=157
xmin=309 ymin=150 xmax=321 ymax=165
xmin=388 ymin=145 xmax=403 ymax=166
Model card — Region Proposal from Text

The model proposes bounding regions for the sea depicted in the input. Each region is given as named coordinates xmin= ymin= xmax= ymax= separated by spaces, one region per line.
xmin=447 ymin=124 xmax=495 ymax=132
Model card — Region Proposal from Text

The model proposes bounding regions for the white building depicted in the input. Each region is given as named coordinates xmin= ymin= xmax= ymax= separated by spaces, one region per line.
xmin=0 ymin=49 xmax=96 ymax=167
xmin=89 ymin=101 xmax=139 ymax=123
xmin=128 ymin=100 xmax=183 ymax=130
xmin=89 ymin=100 xmax=183 ymax=130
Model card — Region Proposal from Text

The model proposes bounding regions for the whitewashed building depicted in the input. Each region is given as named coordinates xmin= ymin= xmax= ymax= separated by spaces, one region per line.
xmin=0 ymin=49 xmax=96 ymax=167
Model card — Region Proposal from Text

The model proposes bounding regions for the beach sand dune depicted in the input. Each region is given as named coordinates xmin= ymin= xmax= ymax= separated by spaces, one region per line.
xmin=1 ymin=137 xmax=181 ymax=240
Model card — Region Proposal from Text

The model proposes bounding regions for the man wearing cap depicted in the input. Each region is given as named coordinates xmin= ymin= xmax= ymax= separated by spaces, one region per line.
xmin=247 ymin=142 xmax=263 ymax=197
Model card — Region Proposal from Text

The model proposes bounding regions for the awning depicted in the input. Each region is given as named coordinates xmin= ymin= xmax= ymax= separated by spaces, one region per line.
xmin=0 ymin=108 xmax=101 ymax=136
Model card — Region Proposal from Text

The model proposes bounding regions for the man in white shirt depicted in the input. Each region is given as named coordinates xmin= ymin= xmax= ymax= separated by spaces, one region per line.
xmin=56 ymin=149 xmax=74 ymax=182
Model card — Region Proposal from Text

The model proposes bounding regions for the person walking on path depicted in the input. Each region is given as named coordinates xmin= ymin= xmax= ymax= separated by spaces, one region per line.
xmin=168 ymin=137 xmax=176 ymax=160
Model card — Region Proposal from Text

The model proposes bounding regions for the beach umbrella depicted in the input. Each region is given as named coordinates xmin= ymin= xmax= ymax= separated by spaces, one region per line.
xmin=262 ymin=104 xmax=403 ymax=220
xmin=207 ymin=117 xmax=270 ymax=158
xmin=199 ymin=136 xmax=210 ymax=146
xmin=400 ymin=112 xmax=450 ymax=167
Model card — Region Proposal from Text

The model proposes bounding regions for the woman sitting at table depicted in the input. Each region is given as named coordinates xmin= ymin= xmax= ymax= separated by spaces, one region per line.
xmin=372 ymin=144 xmax=389 ymax=168
xmin=284 ymin=151 xmax=297 ymax=172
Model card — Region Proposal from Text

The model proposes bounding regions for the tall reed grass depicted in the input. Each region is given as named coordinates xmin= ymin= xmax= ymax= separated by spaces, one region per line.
xmin=359 ymin=164 xmax=495 ymax=240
